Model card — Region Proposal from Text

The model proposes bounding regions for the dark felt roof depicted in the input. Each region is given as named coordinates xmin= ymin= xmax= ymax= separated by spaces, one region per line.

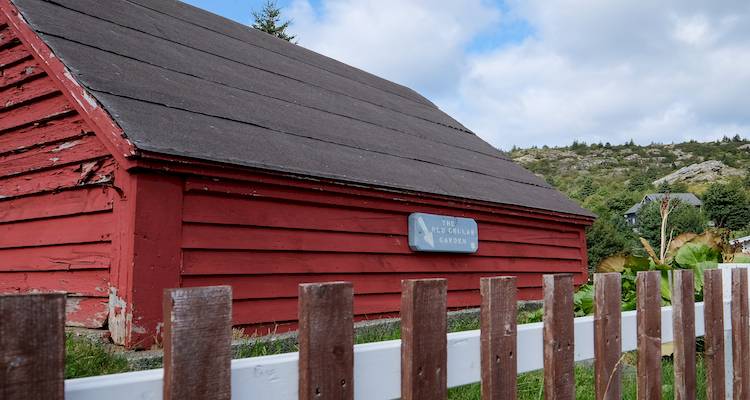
xmin=13 ymin=0 xmax=594 ymax=218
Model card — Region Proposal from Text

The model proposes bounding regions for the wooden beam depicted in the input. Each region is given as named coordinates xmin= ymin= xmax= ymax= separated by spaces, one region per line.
xmin=672 ymin=269 xmax=696 ymax=400
xmin=401 ymin=278 xmax=447 ymax=400
xmin=480 ymin=276 xmax=517 ymax=399
xmin=0 ymin=293 xmax=65 ymax=400
xmin=594 ymin=272 xmax=622 ymax=400
xmin=703 ymin=268 xmax=725 ymax=400
xmin=110 ymin=171 xmax=184 ymax=349
xmin=733 ymin=268 xmax=750 ymax=399
xmin=162 ymin=286 xmax=232 ymax=400
xmin=298 ymin=282 xmax=354 ymax=400
xmin=636 ymin=270 xmax=661 ymax=400
xmin=543 ymin=273 xmax=575 ymax=400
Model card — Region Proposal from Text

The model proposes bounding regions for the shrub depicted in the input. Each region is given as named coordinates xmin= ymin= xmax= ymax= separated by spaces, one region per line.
xmin=703 ymin=182 xmax=750 ymax=230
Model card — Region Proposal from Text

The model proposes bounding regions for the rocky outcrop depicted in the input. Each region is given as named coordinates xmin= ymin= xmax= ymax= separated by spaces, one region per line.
xmin=653 ymin=160 xmax=745 ymax=185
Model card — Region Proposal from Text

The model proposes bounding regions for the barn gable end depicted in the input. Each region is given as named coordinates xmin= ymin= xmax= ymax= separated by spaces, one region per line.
xmin=0 ymin=13 xmax=116 ymax=328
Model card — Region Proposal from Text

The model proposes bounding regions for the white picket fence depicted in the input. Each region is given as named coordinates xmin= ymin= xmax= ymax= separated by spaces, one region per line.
xmin=64 ymin=264 xmax=750 ymax=400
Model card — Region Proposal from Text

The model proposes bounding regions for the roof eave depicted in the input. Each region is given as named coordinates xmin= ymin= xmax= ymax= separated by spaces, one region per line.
xmin=132 ymin=149 xmax=597 ymax=225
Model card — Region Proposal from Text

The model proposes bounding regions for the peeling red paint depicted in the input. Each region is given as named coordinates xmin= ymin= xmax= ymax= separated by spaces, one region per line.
xmin=0 ymin=11 xmax=116 ymax=334
xmin=0 ymin=0 xmax=136 ymax=167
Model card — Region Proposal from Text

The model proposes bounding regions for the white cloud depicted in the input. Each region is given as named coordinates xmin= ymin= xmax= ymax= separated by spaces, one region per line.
xmin=289 ymin=0 xmax=750 ymax=149
xmin=288 ymin=0 xmax=500 ymax=97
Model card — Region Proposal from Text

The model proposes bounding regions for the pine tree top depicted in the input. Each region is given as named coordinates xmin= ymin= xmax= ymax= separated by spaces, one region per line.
xmin=252 ymin=0 xmax=296 ymax=42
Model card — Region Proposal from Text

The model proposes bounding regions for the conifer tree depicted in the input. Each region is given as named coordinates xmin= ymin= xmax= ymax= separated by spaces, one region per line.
xmin=252 ymin=0 xmax=296 ymax=42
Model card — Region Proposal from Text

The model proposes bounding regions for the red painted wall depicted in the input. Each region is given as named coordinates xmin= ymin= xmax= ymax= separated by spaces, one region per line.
xmin=178 ymin=174 xmax=590 ymax=334
xmin=0 ymin=18 xmax=115 ymax=328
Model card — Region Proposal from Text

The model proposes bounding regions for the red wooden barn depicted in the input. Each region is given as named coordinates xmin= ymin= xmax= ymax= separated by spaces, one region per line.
xmin=0 ymin=0 xmax=594 ymax=348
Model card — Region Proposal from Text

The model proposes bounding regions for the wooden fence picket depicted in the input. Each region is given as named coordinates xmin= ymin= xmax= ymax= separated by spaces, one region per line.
xmin=703 ymin=269 xmax=725 ymax=400
xmin=162 ymin=286 xmax=232 ymax=400
xmin=594 ymin=272 xmax=622 ymax=400
xmin=732 ymin=268 xmax=750 ymax=398
xmin=0 ymin=293 xmax=65 ymax=400
xmin=401 ymin=278 xmax=447 ymax=400
xmin=673 ymin=269 xmax=696 ymax=400
xmin=636 ymin=270 xmax=662 ymax=400
xmin=480 ymin=276 xmax=517 ymax=400
xmin=543 ymin=273 xmax=575 ymax=400
xmin=298 ymin=282 xmax=354 ymax=400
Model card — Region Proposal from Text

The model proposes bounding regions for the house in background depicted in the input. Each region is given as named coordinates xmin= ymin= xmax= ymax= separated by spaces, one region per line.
xmin=730 ymin=236 xmax=750 ymax=254
xmin=624 ymin=193 xmax=702 ymax=225
xmin=0 ymin=0 xmax=594 ymax=349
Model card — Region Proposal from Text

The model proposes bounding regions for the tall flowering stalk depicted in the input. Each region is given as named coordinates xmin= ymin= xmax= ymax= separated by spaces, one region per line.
xmin=659 ymin=193 xmax=676 ymax=263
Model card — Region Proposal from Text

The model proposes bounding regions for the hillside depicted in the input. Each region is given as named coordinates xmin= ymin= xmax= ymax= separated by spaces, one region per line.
xmin=509 ymin=136 xmax=750 ymax=270
xmin=510 ymin=137 xmax=750 ymax=216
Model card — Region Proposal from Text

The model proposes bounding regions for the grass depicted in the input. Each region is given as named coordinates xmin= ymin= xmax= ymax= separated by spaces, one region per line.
xmin=447 ymin=354 xmax=708 ymax=399
xmin=65 ymin=334 xmax=129 ymax=379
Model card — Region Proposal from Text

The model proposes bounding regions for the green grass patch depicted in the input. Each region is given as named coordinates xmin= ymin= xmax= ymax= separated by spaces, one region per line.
xmin=65 ymin=334 xmax=129 ymax=379
xmin=448 ymin=355 xmax=707 ymax=399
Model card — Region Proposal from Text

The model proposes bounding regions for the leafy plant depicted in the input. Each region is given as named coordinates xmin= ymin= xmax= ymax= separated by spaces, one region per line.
xmin=573 ymin=284 xmax=594 ymax=316
xmin=578 ymin=230 xmax=728 ymax=315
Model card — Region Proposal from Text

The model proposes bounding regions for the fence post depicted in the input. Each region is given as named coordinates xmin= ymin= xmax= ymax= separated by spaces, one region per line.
xmin=543 ymin=273 xmax=574 ymax=400
xmin=299 ymin=282 xmax=354 ymax=400
xmin=732 ymin=268 xmax=750 ymax=398
xmin=703 ymin=269 xmax=725 ymax=400
xmin=594 ymin=272 xmax=622 ymax=400
xmin=673 ymin=269 xmax=696 ymax=400
xmin=163 ymin=286 xmax=232 ymax=400
xmin=0 ymin=293 xmax=65 ymax=400
xmin=401 ymin=278 xmax=447 ymax=400
xmin=480 ymin=276 xmax=517 ymax=400
xmin=636 ymin=270 xmax=661 ymax=400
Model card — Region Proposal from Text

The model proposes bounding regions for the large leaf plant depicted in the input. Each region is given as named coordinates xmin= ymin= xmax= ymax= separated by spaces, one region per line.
xmin=574 ymin=230 xmax=732 ymax=315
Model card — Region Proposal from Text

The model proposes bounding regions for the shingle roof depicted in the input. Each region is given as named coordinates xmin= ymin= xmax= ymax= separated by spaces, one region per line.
xmin=624 ymin=193 xmax=702 ymax=215
xmin=12 ymin=0 xmax=594 ymax=218
xmin=644 ymin=193 xmax=702 ymax=206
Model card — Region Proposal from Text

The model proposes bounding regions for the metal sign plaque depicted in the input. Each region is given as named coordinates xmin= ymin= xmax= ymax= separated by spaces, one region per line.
xmin=408 ymin=213 xmax=479 ymax=253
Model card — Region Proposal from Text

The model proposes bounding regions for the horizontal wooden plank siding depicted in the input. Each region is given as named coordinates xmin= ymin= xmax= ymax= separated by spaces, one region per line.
xmin=182 ymin=272 xmax=584 ymax=299
xmin=0 ymin=22 xmax=116 ymax=328
xmin=182 ymin=250 xmax=584 ymax=275
xmin=0 ymin=212 xmax=113 ymax=249
xmin=0 ymin=243 xmax=111 ymax=272
xmin=180 ymin=182 xmax=588 ymax=328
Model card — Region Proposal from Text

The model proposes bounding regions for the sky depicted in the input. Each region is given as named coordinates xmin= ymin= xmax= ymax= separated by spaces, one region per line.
xmin=183 ymin=0 xmax=750 ymax=150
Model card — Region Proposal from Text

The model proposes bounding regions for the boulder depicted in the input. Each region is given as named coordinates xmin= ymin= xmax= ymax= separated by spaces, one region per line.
xmin=514 ymin=154 xmax=537 ymax=164
xmin=653 ymin=160 xmax=744 ymax=185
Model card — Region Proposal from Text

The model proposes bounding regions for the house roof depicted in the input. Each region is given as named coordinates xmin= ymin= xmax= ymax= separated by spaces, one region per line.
xmin=644 ymin=193 xmax=702 ymax=206
xmin=12 ymin=0 xmax=594 ymax=218
xmin=730 ymin=236 xmax=750 ymax=245
xmin=624 ymin=193 xmax=702 ymax=215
